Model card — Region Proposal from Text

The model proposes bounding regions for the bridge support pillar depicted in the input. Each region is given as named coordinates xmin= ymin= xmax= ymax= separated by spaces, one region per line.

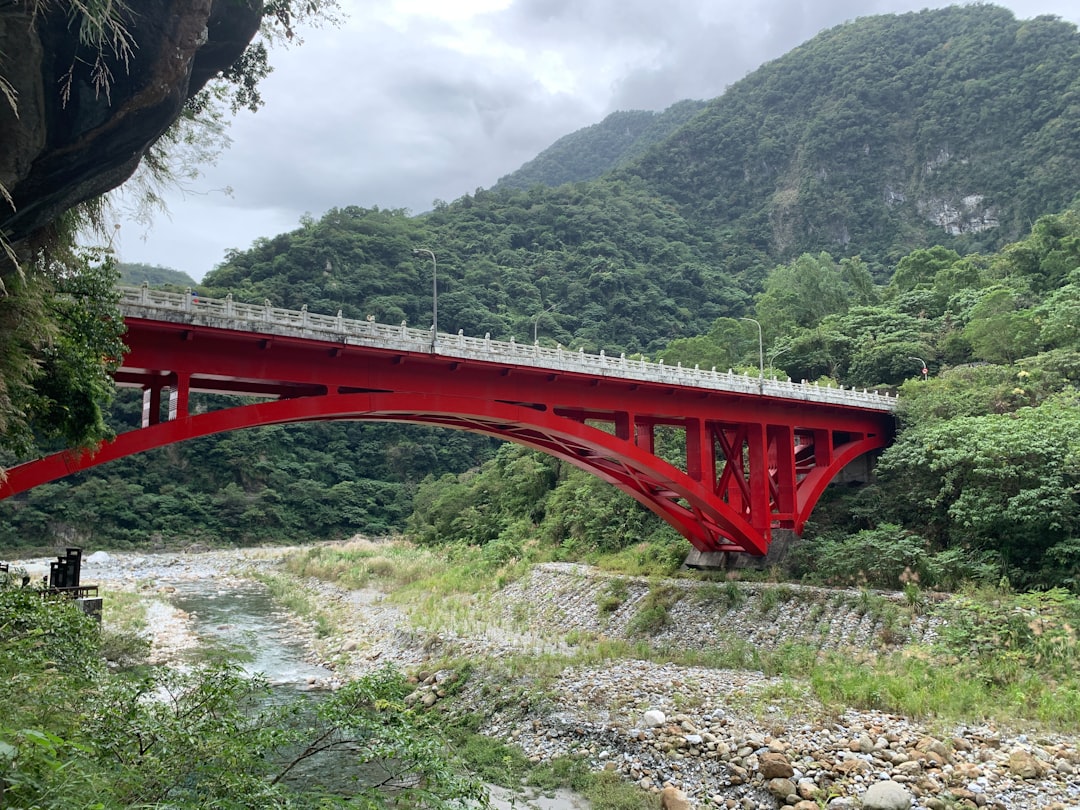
xmin=683 ymin=529 xmax=800 ymax=571
xmin=167 ymin=372 xmax=190 ymax=420
xmin=141 ymin=384 xmax=163 ymax=427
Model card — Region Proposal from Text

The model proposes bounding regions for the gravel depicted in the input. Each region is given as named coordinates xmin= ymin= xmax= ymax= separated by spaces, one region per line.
xmin=12 ymin=548 xmax=1079 ymax=810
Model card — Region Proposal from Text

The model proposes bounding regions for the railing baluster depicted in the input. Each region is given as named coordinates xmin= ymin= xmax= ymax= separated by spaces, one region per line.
xmin=113 ymin=285 xmax=896 ymax=411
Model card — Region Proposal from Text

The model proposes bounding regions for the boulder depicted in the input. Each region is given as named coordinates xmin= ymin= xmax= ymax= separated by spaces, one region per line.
xmin=765 ymin=777 xmax=796 ymax=800
xmin=643 ymin=709 xmax=666 ymax=727
xmin=758 ymin=751 xmax=794 ymax=779
xmin=660 ymin=786 xmax=690 ymax=810
xmin=1007 ymin=748 xmax=1046 ymax=779
xmin=862 ymin=780 xmax=912 ymax=810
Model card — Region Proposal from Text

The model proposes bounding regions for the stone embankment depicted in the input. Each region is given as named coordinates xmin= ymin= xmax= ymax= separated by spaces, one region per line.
xmin=58 ymin=551 xmax=1080 ymax=810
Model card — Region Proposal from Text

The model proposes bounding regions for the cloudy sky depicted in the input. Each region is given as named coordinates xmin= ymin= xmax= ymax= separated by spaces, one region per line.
xmin=109 ymin=0 xmax=1080 ymax=281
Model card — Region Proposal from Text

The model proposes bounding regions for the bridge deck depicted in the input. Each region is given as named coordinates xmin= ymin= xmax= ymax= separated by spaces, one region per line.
xmin=119 ymin=286 xmax=897 ymax=413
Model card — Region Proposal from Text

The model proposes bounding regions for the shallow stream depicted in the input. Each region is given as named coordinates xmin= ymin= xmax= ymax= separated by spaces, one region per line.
xmin=166 ymin=578 xmax=333 ymax=685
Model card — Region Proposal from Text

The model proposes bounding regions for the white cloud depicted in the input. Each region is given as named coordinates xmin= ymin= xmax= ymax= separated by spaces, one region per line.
xmin=109 ymin=0 xmax=1080 ymax=281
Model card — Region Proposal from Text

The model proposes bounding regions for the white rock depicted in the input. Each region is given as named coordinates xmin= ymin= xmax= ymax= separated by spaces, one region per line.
xmin=643 ymin=709 xmax=666 ymax=728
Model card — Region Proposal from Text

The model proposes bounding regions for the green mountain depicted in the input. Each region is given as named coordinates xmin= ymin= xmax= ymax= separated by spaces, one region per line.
xmin=627 ymin=5 xmax=1080 ymax=274
xmin=187 ymin=5 xmax=1080 ymax=354
xmin=118 ymin=262 xmax=197 ymax=288
xmin=493 ymin=100 xmax=708 ymax=191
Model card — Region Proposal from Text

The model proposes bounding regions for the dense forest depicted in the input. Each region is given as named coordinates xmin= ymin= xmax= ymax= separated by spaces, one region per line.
xmin=3 ymin=5 xmax=1080 ymax=591
xmin=492 ymin=101 xmax=708 ymax=192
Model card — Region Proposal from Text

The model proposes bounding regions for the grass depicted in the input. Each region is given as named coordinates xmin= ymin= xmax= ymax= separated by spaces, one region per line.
xmin=597 ymin=577 xmax=630 ymax=615
xmin=101 ymin=587 xmax=148 ymax=634
xmin=626 ymin=582 xmax=681 ymax=636
xmin=99 ymin=587 xmax=152 ymax=668
xmin=254 ymin=572 xmax=336 ymax=638
xmin=529 ymin=759 xmax=655 ymax=810
xmin=807 ymin=652 xmax=1080 ymax=728
xmin=271 ymin=540 xmax=1080 ymax=734
xmin=280 ymin=538 xmax=436 ymax=591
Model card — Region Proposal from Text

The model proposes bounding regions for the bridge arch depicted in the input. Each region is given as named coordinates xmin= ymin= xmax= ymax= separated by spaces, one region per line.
xmin=0 ymin=392 xmax=776 ymax=554
xmin=0 ymin=390 xmax=888 ymax=555
xmin=0 ymin=289 xmax=897 ymax=554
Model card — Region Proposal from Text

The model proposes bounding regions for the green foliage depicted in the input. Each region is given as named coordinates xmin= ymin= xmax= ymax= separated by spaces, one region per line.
xmin=494 ymin=101 xmax=707 ymax=191
xmin=631 ymin=6 xmax=1080 ymax=271
xmin=597 ymin=578 xmax=630 ymax=616
xmin=626 ymin=582 xmax=681 ymax=636
xmin=0 ymin=588 xmax=102 ymax=680
xmin=0 ymin=249 xmax=124 ymax=457
xmin=116 ymin=262 xmax=196 ymax=288
xmin=755 ymin=252 xmax=850 ymax=337
xmin=962 ymin=285 xmax=1040 ymax=363
xmin=937 ymin=588 xmax=1080 ymax=676
xmin=0 ymin=593 xmax=485 ymax=809
xmin=792 ymin=524 xmax=930 ymax=590
xmin=875 ymin=392 xmax=1080 ymax=590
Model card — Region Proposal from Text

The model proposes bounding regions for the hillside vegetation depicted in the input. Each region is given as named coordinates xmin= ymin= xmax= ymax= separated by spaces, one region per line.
xmin=493 ymin=101 xmax=707 ymax=192
xmin=629 ymin=5 xmax=1080 ymax=276
xmin=2 ymin=5 xmax=1079 ymax=593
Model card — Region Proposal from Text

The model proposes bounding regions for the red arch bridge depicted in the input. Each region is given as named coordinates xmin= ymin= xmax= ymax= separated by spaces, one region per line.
xmin=0 ymin=286 xmax=897 ymax=558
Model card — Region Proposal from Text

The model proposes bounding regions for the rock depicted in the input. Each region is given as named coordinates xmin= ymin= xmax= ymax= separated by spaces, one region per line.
xmin=915 ymin=736 xmax=951 ymax=763
xmin=1007 ymin=748 xmax=1044 ymax=779
xmin=660 ymin=786 xmax=690 ymax=810
xmin=85 ymin=551 xmax=111 ymax=563
xmin=766 ymin=777 xmax=797 ymax=800
xmin=1 ymin=1 xmax=263 ymax=247
xmin=643 ymin=709 xmax=667 ymax=727
xmin=861 ymin=780 xmax=912 ymax=810
xmin=759 ymin=751 xmax=794 ymax=779
xmin=836 ymin=758 xmax=870 ymax=775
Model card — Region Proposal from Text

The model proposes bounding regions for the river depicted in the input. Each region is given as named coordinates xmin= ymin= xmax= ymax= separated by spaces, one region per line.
xmin=10 ymin=548 xmax=590 ymax=810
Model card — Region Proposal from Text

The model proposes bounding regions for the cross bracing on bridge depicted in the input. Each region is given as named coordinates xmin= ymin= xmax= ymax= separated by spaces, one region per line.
xmin=119 ymin=285 xmax=897 ymax=413
xmin=0 ymin=285 xmax=896 ymax=557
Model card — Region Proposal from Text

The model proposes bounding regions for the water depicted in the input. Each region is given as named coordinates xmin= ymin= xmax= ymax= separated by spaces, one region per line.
xmin=154 ymin=563 xmax=589 ymax=810
xmin=166 ymin=579 xmax=333 ymax=686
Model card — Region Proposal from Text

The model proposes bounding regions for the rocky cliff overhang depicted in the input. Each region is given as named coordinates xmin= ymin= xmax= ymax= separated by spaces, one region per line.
xmin=0 ymin=0 xmax=263 ymax=246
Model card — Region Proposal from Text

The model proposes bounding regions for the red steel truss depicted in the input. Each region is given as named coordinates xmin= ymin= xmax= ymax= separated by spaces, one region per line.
xmin=0 ymin=318 xmax=894 ymax=555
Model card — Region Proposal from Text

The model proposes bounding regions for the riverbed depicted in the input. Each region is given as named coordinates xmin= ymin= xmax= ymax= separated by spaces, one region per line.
xmin=10 ymin=546 xmax=593 ymax=810
xmin=9 ymin=545 xmax=1080 ymax=810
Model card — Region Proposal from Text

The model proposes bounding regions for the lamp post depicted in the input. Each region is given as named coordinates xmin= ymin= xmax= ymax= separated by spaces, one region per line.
xmin=909 ymin=356 xmax=928 ymax=380
xmin=413 ymin=248 xmax=437 ymax=348
xmin=768 ymin=345 xmax=791 ymax=371
xmin=741 ymin=317 xmax=764 ymax=382
xmin=533 ymin=302 xmax=557 ymax=343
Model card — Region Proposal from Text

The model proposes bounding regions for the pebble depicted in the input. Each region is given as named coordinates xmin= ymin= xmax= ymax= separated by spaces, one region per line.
xmin=15 ymin=549 xmax=1080 ymax=809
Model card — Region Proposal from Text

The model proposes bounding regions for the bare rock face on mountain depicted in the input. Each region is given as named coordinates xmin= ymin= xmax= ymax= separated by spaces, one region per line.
xmin=0 ymin=0 xmax=262 ymax=246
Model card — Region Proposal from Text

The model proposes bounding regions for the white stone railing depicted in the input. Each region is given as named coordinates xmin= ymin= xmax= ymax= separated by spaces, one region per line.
xmin=118 ymin=285 xmax=898 ymax=412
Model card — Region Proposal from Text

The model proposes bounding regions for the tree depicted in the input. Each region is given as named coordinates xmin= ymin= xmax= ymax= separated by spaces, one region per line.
xmin=0 ymin=1 xmax=337 ymax=460
xmin=1 ymin=591 xmax=485 ymax=809
xmin=875 ymin=392 xmax=1080 ymax=589
xmin=962 ymin=286 xmax=1040 ymax=363
xmin=1 ymin=249 xmax=125 ymax=457
xmin=890 ymin=246 xmax=962 ymax=294
xmin=754 ymin=253 xmax=849 ymax=338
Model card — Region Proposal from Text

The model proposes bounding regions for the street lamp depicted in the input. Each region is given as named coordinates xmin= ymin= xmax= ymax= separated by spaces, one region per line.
xmin=413 ymin=248 xmax=437 ymax=348
xmin=740 ymin=317 xmax=764 ymax=380
xmin=768 ymin=345 xmax=791 ymax=371
xmin=533 ymin=302 xmax=557 ymax=343
xmin=909 ymin=356 xmax=928 ymax=380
